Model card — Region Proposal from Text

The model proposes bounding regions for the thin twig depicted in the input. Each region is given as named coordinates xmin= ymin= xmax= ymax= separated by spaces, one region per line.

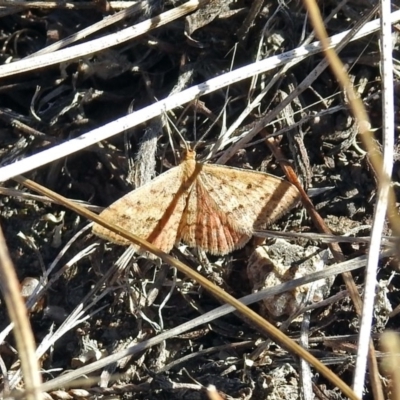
xmin=0 ymin=226 xmax=42 ymax=400
xmin=353 ymin=0 xmax=395 ymax=395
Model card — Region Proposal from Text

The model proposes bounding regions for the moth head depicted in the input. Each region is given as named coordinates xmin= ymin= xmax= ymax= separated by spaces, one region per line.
xmin=182 ymin=148 xmax=196 ymax=161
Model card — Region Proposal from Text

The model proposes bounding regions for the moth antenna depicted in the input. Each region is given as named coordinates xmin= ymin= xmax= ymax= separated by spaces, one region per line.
xmin=193 ymin=98 xmax=198 ymax=144
xmin=193 ymin=98 xmax=229 ymax=153
xmin=163 ymin=111 xmax=190 ymax=152
xmin=177 ymin=129 xmax=189 ymax=152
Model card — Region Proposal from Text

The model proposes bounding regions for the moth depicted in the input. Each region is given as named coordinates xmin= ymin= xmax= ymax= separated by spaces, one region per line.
xmin=93 ymin=148 xmax=300 ymax=255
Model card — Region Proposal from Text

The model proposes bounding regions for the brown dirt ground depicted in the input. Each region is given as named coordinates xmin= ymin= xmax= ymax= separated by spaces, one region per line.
xmin=0 ymin=1 xmax=399 ymax=399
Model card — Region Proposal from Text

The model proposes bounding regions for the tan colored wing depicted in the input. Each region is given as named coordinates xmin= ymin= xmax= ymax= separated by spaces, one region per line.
xmin=179 ymin=179 xmax=252 ymax=255
xmin=92 ymin=165 xmax=190 ymax=254
xmin=179 ymin=163 xmax=300 ymax=255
